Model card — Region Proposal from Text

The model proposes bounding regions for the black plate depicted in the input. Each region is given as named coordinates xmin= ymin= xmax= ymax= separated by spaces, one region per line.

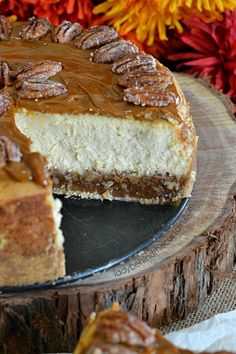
xmin=0 ymin=196 xmax=189 ymax=293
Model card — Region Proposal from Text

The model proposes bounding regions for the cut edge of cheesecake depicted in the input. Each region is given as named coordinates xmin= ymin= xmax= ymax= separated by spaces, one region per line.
xmin=15 ymin=75 xmax=197 ymax=205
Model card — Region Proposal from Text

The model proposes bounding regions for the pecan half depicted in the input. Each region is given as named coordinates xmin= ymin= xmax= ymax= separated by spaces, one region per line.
xmin=0 ymin=136 xmax=22 ymax=167
xmin=92 ymin=40 xmax=138 ymax=64
xmin=14 ymin=61 xmax=63 ymax=82
xmin=124 ymin=87 xmax=178 ymax=107
xmin=81 ymin=311 xmax=157 ymax=353
xmin=96 ymin=311 xmax=156 ymax=347
xmin=0 ymin=61 xmax=11 ymax=88
xmin=52 ymin=20 xmax=83 ymax=44
xmin=20 ymin=17 xmax=51 ymax=40
xmin=0 ymin=92 xmax=10 ymax=116
xmin=0 ymin=15 xmax=12 ymax=40
xmin=74 ymin=25 xmax=118 ymax=49
xmin=18 ymin=80 xmax=67 ymax=99
xmin=111 ymin=53 xmax=156 ymax=75
xmin=118 ymin=67 xmax=173 ymax=89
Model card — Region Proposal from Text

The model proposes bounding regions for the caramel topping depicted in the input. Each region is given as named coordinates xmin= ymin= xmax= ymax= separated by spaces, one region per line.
xmin=23 ymin=152 xmax=49 ymax=186
xmin=0 ymin=23 xmax=182 ymax=122
xmin=3 ymin=161 xmax=33 ymax=182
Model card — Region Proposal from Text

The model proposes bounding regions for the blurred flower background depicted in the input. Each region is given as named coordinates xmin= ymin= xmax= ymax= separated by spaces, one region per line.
xmin=1 ymin=0 xmax=235 ymax=107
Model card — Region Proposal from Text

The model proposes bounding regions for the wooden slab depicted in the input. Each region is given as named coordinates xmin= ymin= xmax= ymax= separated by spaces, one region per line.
xmin=0 ymin=74 xmax=236 ymax=354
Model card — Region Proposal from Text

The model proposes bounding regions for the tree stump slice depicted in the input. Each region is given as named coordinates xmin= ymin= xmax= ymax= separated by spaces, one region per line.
xmin=1 ymin=74 xmax=236 ymax=354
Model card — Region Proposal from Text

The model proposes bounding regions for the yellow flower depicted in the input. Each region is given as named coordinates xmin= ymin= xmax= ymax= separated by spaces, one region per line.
xmin=93 ymin=0 xmax=236 ymax=43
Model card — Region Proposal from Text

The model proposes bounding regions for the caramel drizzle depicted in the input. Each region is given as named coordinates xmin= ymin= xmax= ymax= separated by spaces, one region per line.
xmin=0 ymin=99 xmax=49 ymax=186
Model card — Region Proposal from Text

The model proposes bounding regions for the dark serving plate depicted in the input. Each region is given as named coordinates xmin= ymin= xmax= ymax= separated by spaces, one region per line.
xmin=0 ymin=196 xmax=189 ymax=293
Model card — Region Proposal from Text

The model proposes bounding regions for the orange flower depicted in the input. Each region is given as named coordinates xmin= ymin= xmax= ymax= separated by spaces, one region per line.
xmin=93 ymin=0 xmax=236 ymax=43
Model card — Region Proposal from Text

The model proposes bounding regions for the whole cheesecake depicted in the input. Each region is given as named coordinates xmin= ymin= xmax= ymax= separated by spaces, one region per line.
xmin=0 ymin=16 xmax=197 ymax=285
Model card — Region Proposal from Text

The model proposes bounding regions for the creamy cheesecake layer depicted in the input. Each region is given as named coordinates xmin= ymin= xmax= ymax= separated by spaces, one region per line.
xmin=15 ymin=111 xmax=193 ymax=178
xmin=48 ymin=194 xmax=65 ymax=261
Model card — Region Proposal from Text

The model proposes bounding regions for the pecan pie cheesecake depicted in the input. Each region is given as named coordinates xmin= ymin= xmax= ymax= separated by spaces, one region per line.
xmin=0 ymin=16 xmax=196 ymax=205
xmin=0 ymin=15 xmax=196 ymax=285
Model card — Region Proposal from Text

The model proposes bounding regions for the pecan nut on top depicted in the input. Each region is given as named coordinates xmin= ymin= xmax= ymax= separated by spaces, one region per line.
xmin=118 ymin=67 xmax=173 ymax=90
xmin=124 ymin=86 xmax=178 ymax=107
xmin=0 ymin=136 xmax=22 ymax=168
xmin=18 ymin=80 xmax=67 ymax=100
xmin=52 ymin=20 xmax=83 ymax=44
xmin=20 ymin=17 xmax=51 ymax=40
xmin=111 ymin=53 xmax=157 ymax=75
xmin=13 ymin=61 xmax=63 ymax=83
xmin=0 ymin=61 xmax=11 ymax=88
xmin=0 ymin=15 xmax=12 ymax=41
xmin=74 ymin=25 xmax=118 ymax=49
xmin=0 ymin=92 xmax=10 ymax=116
xmin=92 ymin=39 xmax=139 ymax=64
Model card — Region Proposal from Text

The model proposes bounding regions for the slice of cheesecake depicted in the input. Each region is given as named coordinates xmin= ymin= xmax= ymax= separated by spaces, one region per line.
xmin=0 ymin=18 xmax=196 ymax=205
xmin=0 ymin=93 xmax=65 ymax=287
xmin=0 ymin=165 xmax=65 ymax=286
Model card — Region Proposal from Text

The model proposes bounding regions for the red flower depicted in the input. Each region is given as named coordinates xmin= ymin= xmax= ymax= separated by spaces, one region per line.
xmin=0 ymin=0 xmax=94 ymax=27
xmin=153 ymin=11 xmax=236 ymax=104
xmin=0 ymin=0 xmax=33 ymax=19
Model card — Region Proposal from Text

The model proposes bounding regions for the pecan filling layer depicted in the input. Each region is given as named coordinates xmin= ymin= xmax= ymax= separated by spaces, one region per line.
xmin=52 ymin=170 xmax=186 ymax=203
